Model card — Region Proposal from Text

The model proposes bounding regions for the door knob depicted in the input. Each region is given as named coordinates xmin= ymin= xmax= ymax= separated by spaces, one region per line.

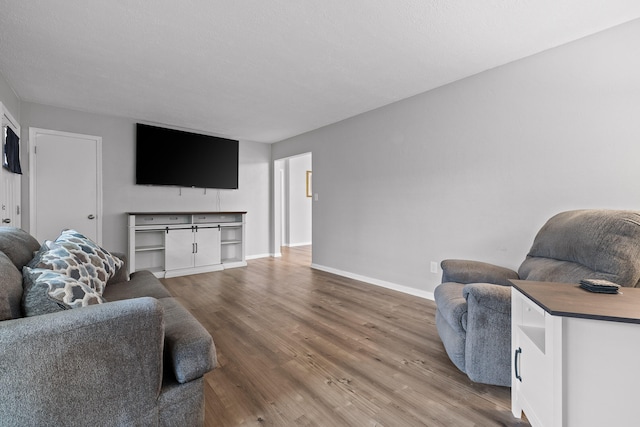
xmin=2 ymin=218 xmax=10 ymax=224
xmin=88 ymin=214 xmax=96 ymax=220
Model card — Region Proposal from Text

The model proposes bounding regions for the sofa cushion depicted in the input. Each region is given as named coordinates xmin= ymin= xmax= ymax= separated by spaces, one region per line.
xmin=107 ymin=252 xmax=129 ymax=286
xmin=103 ymin=270 xmax=172 ymax=301
xmin=30 ymin=229 xmax=123 ymax=294
xmin=22 ymin=267 xmax=106 ymax=316
xmin=0 ymin=252 xmax=23 ymax=320
xmin=0 ymin=227 xmax=41 ymax=269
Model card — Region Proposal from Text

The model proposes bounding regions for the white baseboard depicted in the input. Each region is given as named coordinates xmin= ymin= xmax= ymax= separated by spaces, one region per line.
xmin=282 ymin=242 xmax=312 ymax=247
xmin=310 ymin=263 xmax=435 ymax=301
xmin=246 ymin=253 xmax=272 ymax=260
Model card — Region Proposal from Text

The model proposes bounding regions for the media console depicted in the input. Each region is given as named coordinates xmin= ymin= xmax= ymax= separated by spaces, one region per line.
xmin=127 ymin=211 xmax=246 ymax=278
xmin=511 ymin=280 xmax=640 ymax=427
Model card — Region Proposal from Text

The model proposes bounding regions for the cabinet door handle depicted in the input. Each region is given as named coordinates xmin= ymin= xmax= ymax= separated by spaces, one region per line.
xmin=514 ymin=347 xmax=522 ymax=382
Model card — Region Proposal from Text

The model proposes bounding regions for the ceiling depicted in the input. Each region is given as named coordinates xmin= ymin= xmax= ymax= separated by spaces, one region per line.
xmin=1 ymin=1 xmax=640 ymax=143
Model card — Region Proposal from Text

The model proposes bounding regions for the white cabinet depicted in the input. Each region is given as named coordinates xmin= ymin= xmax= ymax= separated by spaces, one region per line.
xmin=165 ymin=226 xmax=221 ymax=272
xmin=128 ymin=212 xmax=246 ymax=278
xmin=511 ymin=286 xmax=560 ymax=427
xmin=511 ymin=280 xmax=640 ymax=427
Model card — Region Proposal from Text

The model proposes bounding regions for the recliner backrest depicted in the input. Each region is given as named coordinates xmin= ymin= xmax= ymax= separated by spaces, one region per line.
xmin=518 ymin=210 xmax=640 ymax=287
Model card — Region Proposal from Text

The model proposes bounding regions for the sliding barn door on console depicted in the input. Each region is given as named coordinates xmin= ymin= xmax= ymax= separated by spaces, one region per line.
xmin=29 ymin=128 xmax=102 ymax=244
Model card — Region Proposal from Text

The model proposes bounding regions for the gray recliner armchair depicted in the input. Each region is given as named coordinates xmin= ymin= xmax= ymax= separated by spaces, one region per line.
xmin=434 ymin=209 xmax=640 ymax=386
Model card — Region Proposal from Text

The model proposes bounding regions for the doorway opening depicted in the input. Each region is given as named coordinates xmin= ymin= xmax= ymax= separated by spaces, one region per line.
xmin=273 ymin=152 xmax=312 ymax=262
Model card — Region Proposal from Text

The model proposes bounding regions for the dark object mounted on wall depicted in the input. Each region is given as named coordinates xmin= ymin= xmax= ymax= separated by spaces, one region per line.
xmin=136 ymin=123 xmax=239 ymax=189
xmin=3 ymin=126 xmax=22 ymax=174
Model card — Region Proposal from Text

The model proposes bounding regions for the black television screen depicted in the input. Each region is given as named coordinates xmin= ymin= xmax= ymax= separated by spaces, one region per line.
xmin=136 ymin=123 xmax=239 ymax=189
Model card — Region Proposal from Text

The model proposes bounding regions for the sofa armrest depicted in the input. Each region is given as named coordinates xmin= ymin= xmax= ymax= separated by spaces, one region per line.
xmin=159 ymin=298 xmax=217 ymax=383
xmin=441 ymin=259 xmax=519 ymax=287
xmin=462 ymin=283 xmax=512 ymax=386
xmin=108 ymin=251 xmax=129 ymax=285
xmin=0 ymin=298 xmax=164 ymax=425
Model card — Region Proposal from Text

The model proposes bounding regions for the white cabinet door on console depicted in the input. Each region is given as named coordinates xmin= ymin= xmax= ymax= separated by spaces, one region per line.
xmin=165 ymin=228 xmax=194 ymax=271
xmin=165 ymin=226 xmax=221 ymax=272
xmin=194 ymin=227 xmax=221 ymax=268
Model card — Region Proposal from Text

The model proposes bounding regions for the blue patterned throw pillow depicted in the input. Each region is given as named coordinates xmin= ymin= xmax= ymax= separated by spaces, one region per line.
xmin=31 ymin=229 xmax=124 ymax=294
xmin=22 ymin=267 xmax=106 ymax=317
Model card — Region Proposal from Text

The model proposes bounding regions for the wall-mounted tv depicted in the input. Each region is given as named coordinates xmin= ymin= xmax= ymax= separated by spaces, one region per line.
xmin=136 ymin=123 xmax=239 ymax=189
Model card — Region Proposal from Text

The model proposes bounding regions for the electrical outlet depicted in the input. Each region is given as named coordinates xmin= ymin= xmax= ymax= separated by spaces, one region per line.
xmin=430 ymin=261 xmax=438 ymax=274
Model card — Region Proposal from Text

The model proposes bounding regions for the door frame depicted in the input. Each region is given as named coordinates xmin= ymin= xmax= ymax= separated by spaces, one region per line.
xmin=272 ymin=152 xmax=312 ymax=256
xmin=28 ymin=127 xmax=103 ymax=244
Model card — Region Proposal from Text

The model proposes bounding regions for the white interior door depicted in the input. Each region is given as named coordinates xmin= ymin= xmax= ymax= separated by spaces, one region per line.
xmin=1 ymin=171 xmax=21 ymax=228
xmin=29 ymin=128 xmax=102 ymax=243
xmin=1 ymin=103 xmax=21 ymax=228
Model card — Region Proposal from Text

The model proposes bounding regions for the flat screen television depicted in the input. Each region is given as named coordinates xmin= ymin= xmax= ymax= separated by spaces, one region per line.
xmin=136 ymin=123 xmax=239 ymax=189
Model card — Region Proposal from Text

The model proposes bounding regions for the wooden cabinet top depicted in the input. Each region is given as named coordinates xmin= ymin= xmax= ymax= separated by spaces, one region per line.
xmin=511 ymin=280 xmax=640 ymax=324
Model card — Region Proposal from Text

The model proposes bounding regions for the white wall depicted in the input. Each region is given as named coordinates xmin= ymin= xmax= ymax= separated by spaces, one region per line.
xmin=19 ymin=102 xmax=272 ymax=257
xmin=287 ymin=153 xmax=312 ymax=246
xmin=273 ymin=19 xmax=640 ymax=297
xmin=0 ymin=72 xmax=20 ymax=122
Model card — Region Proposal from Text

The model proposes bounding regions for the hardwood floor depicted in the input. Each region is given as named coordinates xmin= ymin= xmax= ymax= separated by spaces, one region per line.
xmin=162 ymin=247 xmax=529 ymax=427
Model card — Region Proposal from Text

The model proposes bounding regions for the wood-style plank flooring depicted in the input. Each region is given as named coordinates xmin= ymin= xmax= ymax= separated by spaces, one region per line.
xmin=162 ymin=247 xmax=529 ymax=427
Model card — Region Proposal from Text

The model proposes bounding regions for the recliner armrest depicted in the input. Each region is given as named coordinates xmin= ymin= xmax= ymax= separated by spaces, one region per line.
xmin=463 ymin=282 xmax=512 ymax=314
xmin=441 ymin=259 xmax=519 ymax=287
xmin=462 ymin=283 xmax=512 ymax=386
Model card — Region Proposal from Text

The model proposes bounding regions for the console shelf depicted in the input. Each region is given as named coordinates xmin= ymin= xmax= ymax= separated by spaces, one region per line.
xmin=127 ymin=211 xmax=247 ymax=278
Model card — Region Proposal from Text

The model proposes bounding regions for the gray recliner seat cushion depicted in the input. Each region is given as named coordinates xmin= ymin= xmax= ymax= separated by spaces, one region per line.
xmin=519 ymin=210 xmax=640 ymax=287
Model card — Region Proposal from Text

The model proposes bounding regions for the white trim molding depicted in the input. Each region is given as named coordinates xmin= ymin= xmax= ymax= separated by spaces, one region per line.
xmin=310 ymin=263 xmax=435 ymax=301
xmin=283 ymin=241 xmax=312 ymax=248
xmin=246 ymin=253 xmax=272 ymax=260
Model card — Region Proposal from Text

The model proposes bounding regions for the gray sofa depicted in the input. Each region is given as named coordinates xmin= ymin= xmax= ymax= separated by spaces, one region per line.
xmin=434 ymin=210 xmax=640 ymax=386
xmin=0 ymin=227 xmax=217 ymax=426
